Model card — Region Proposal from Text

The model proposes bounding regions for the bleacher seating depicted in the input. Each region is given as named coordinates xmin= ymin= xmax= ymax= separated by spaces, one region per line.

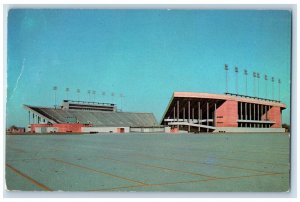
xmin=27 ymin=106 xmax=158 ymax=127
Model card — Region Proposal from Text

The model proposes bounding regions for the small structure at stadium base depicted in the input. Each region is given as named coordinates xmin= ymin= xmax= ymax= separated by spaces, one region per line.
xmin=24 ymin=100 xmax=169 ymax=134
xmin=6 ymin=125 xmax=26 ymax=134
xmin=160 ymin=92 xmax=286 ymax=133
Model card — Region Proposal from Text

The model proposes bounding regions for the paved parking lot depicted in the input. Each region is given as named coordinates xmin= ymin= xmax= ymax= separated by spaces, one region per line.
xmin=5 ymin=133 xmax=290 ymax=192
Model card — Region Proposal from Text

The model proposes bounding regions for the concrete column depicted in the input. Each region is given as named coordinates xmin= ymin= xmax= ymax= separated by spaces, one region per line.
xmin=266 ymin=105 xmax=269 ymax=120
xmin=245 ymin=103 xmax=247 ymax=127
xmin=254 ymin=104 xmax=256 ymax=121
xmin=177 ymin=100 xmax=179 ymax=129
xmin=214 ymin=103 xmax=217 ymax=127
xmin=198 ymin=102 xmax=200 ymax=132
xmin=192 ymin=108 xmax=194 ymax=121
xmin=207 ymin=102 xmax=209 ymax=132
xmin=249 ymin=104 xmax=252 ymax=127
xmin=173 ymin=106 xmax=175 ymax=122
xmin=200 ymin=109 xmax=202 ymax=122
xmin=183 ymin=107 xmax=185 ymax=122
xmin=240 ymin=102 xmax=243 ymax=120
xmin=188 ymin=101 xmax=190 ymax=132
xmin=257 ymin=104 xmax=260 ymax=127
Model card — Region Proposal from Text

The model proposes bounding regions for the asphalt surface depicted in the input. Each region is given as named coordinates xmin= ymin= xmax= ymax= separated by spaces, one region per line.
xmin=5 ymin=133 xmax=290 ymax=192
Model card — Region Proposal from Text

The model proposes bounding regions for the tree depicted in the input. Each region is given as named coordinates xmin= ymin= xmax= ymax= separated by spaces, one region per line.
xmin=282 ymin=123 xmax=290 ymax=132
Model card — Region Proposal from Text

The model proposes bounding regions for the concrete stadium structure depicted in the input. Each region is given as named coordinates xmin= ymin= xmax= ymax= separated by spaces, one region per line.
xmin=24 ymin=100 xmax=167 ymax=134
xmin=161 ymin=92 xmax=286 ymax=133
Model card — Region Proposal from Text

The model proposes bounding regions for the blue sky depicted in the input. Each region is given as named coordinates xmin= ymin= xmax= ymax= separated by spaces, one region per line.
xmin=7 ymin=9 xmax=291 ymax=127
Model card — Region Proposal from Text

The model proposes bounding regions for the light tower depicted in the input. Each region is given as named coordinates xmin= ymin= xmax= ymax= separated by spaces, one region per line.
xmin=111 ymin=92 xmax=115 ymax=103
xmin=257 ymin=73 xmax=260 ymax=98
xmin=102 ymin=92 xmax=106 ymax=103
xmin=88 ymin=90 xmax=91 ymax=101
xmin=244 ymin=69 xmax=248 ymax=95
xmin=53 ymin=86 xmax=58 ymax=108
xmin=224 ymin=64 xmax=229 ymax=93
xmin=120 ymin=93 xmax=124 ymax=111
xmin=77 ymin=89 xmax=80 ymax=101
xmin=253 ymin=72 xmax=256 ymax=97
xmin=235 ymin=66 xmax=239 ymax=94
xmin=272 ymin=77 xmax=275 ymax=100
xmin=65 ymin=87 xmax=69 ymax=100
xmin=92 ymin=90 xmax=96 ymax=102
xmin=264 ymin=74 xmax=268 ymax=99
xmin=278 ymin=79 xmax=281 ymax=101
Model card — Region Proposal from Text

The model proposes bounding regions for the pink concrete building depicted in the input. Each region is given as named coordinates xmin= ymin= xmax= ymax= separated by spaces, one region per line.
xmin=161 ymin=92 xmax=286 ymax=133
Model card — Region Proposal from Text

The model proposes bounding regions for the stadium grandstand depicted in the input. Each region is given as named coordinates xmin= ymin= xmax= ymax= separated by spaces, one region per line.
xmin=161 ymin=92 xmax=286 ymax=133
xmin=24 ymin=100 xmax=167 ymax=134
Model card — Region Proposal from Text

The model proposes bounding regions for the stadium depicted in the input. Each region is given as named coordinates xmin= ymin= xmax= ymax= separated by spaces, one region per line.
xmin=23 ymin=90 xmax=286 ymax=133
xmin=24 ymin=100 xmax=168 ymax=134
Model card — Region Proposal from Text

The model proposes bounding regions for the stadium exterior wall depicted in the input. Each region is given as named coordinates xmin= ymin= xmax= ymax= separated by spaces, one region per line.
xmin=215 ymin=100 xmax=238 ymax=127
xmin=213 ymin=127 xmax=286 ymax=133
xmin=30 ymin=123 xmax=87 ymax=133
xmin=81 ymin=127 xmax=130 ymax=133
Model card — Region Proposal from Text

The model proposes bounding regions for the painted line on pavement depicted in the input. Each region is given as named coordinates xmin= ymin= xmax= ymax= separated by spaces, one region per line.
xmin=50 ymin=158 xmax=147 ymax=186
xmin=89 ymin=172 xmax=285 ymax=191
xmin=6 ymin=163 xmax=52 ymax=191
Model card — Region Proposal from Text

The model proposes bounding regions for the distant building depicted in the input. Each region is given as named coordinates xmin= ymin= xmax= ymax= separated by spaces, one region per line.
xmin=24 ymin=100 xmax=169 ymax=134
xmin=7 ymin=126 xmax=26 ymax=134
xmin=161 ymin=92 xmax=286 ymax=133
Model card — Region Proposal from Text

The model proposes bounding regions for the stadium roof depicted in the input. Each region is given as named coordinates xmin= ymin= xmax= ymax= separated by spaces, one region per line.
xmin=24 ymin=105 xmax=158 ymax=127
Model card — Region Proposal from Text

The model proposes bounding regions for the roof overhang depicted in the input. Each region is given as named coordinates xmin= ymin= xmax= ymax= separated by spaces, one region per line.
xmin=174 ymin=92 xmax=286 ymax=108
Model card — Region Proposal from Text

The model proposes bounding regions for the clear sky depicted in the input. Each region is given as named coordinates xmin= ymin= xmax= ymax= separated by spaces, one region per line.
xmin=6 ymin=9 xmax=291 ymax=127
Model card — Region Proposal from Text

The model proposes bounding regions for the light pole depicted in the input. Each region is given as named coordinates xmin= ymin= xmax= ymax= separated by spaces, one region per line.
xmin=272 ymin=77 xmax=275 ymax=100
xmin=88 ymin=90 xmax=91 ymax=102
xmin=264 ymin=74 xmax=268 ymax=99
xmin=257 ymin=73 xmax=260 ymax=98
xmin=253 ymin=72 xmax=256 ymax=97
xmin=65 ymin=87 xmax=69 ymax=100
xmin=111 ymin=92 xmax=115 ymax=103
xmin=102 ymin=92 xmax=106 ymax=103
xmin=224 ymin=64 xmax=229 ymax=94
xmin=77 ymin=89 xmax=80 ymax=101
xmin=120 ymin=93 xmax=124 ymax=111
xmin=278 ymin=79 xmax=281 ymax=101
xmin=244 ymin=69 xmax=248 ymax=96
xmin=235 ymin=66 xmax=239 ymax=95
xmin=92 ymin=90 xmax=96 ymax=102
xmin=53 ymin=86 xmax=58 ymax=108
